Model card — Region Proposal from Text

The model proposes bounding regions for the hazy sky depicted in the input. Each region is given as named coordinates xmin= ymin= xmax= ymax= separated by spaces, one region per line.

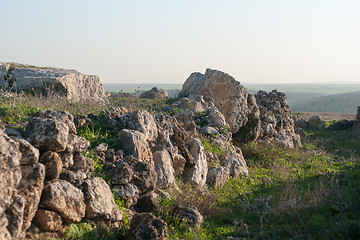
xmin=1 ymin=0 xmax=359 ymax=84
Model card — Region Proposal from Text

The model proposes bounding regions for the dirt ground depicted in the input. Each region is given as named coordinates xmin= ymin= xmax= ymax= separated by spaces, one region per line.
xmin=297 ymin=112 xmax=356 ymax=122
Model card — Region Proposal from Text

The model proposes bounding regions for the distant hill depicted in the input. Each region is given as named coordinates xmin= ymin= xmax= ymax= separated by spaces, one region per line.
xmin=290 ymin=91 xmax=360 ymax=113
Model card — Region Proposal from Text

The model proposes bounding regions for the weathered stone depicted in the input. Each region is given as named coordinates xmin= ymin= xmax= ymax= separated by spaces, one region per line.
xmin=29 ymin=110 xmax=76 ymax=134
xmin=65 ymin=134 xmax=90 ymax=153
xmin=153 ymin=150 xmax=175 ymax=188
xmin=34 ymin=209 xmax=63 ymax=232
xmin=5 ymin=195 xmax=25 ymax=239
xmin=17 ymin=138 xmax=40 ymax=165
xmin=134 ymin=192 xmax=159 ymax=213
xmin=181 ymin=69 xmax=259 ymax=133
xmin=0 ymin=62 xmax=107 ymax=103
xmin=71 ymin=154 xmax=94 ymax=179
xmin=121 ymin=110 xmax=158 ymax=142
xmin=125 ymin=213 xmax=168 ymax=240
xmin=119 ymin=129 xmax=153 ymax=163
xmin=140 ymin=87 xmax=169 ymax=99
xmin=60 ymin=170 xmax=87 ymax=188
xmin=4 ymin=128 xmax=23 ymax=139
xmin=175 ymin=206 xmax=203 ymax=228
xmin=18 ymin=163 xmax=46 ymax=231
xmin=59 ymin=152 xmax=74 ymax=169
xmin=113 ymin=183 xmax=140 ymax=208
xmin=104 ymin=161 xmax=133 ymax=185
xmin=327 ymin=119 xmax=353 ymax=130
xmin=357 ymin=106 xmax=360 ymax=120
xmin=40 ymin=179 xmax=86 ymax=223
xmin=206 ymin=167 xmax=230 ymax=188
xmin=130 ymin=160 xmax=157 ymax=194
xmin=224 ymin=146 xmax=248 ymax=177
xmin=183 ymin=138 xmax=208 ymax=187
xmin=94 ymin=143 xmax=108 ymax=152
xmin=172 ymin=154 xmax=186 ymax=176
xmin=82 ymin=177 xmax=123 ymax=224
xmin=40 ymin=151 xmax=63 ymax=180
xmin=308 ymin=115 xmax=323 ymax=129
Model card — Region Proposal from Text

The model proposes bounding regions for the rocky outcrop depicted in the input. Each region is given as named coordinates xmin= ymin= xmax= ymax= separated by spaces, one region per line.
xmin=0 ymin=62 xmax=107 ymax=103
xmin=140 ymin=87 xmax=169 ymax=99
xmin=181 ymin=69 xmax=259 ymax=134
xmin=125 ymin=213 xmax=168 ymax=240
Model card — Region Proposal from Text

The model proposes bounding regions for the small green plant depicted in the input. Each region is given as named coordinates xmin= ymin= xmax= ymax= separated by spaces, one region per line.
xmin=63 ymin=222 xmax=95 ymax=240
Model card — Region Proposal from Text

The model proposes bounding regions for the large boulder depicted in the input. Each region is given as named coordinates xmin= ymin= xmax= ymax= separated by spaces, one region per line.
xmin=140 ymin=87 xmax=168 ymax=99
xmin=119 ymin=129 xmax=153 ymax=163
xmin=82 ymin=177 xmax=123 ymax=224
xmin=181 ymin=69 xmax=259 ymax=133
xmin=0 ymin=62 xmax=107 ymax=103
xmin=153 ymin=150 xmax=175 ymax=188
xmin=40 ymin=180 xmax=86 ymax=223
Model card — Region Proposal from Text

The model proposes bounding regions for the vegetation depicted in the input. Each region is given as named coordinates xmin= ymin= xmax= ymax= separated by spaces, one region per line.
xmin=2 ymin=91 xmax=359 ymax=239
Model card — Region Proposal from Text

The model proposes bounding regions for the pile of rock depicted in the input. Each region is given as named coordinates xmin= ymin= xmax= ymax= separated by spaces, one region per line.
xmin=0 ymin=62 xmax=107 ymax=104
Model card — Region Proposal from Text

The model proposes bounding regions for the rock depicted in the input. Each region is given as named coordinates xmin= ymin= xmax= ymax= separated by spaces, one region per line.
xmin=153 ymin=150 xmax=175 ymax=188
xmin=4 ymin=128 xmax=23 ymax=139
xmin=172 ymin=154 xmax=186 ymax=176
xmin=18 ymin=163 xmax=46 ymax=231
xmin=25 ymin=111 xmax=71 ymax=152
xmin=71 ymin=154 xmax=95 ymax=179
xmin=17 ymin=138 xmax=40 ymax=165
xmin=113 ymin=183 xmax=140 ymax=208
xmin=183 ymin=138 xmax=208 ymax=187
xmin=60 ymin=170 xmax=87 ymax=188
xmin=181 ymin=69 xmax=259 ymax=133
xmin=206 ymin=167 xmax=230 ymax=188
xmin=327 ymin=120 xmax=353 ymax=130
xmin=140 ymin=87 xmax=169 ymax=99
xmin=59 ymin=152 xmax=74 ymax=169
xmin=357 ymin=106 xmax=360 ymax=120
xmin=40 ymin=151 xmax=63 ymax=180
xmin=134 ymin=192 xmax=159 ymax=213
xmin=175 ymin=206 xmax=203 ymax=228
xmin=40 ymin=179 xmax=86 ymax=223
xmin=34 ymin=209 xmax=63 ymax=232
xmin=201 ymin=126 xmax=219 ymax=136
xmin=5 ymin=195 xmax=25 ymax=239
xmin=82 ymin=177 xmax=123 ymax=224
xmin=65 ymin=134 xmax=90 ymax=153
xmin=130 ymin=160 xmax=158 ymax=194
xmin=104 ymin=161 xmax=133 ymax=185
xmin=256 ymin=90 xmax=301 ymax=148
xmin=94 ymin=143 xmax=108 ymax=152
xmin=125 ymin=213 xmax=168 ymax=240
xmin=119 ymin=129 xmax=153 ymax=163
xmin=308 ymin=115 xmax=324 ymax=129
xmin=224 ymin=146 xmax=248 ymax=177
xmin=0 ymin=62 xmax=107 ymax=103
xmin=120 ymin=110 xmax=158 ymax=143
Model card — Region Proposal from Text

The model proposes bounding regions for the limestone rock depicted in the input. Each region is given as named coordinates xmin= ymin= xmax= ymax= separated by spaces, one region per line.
xmin=59 ymin=152 xmax=74 ymax=169
xmin=120 ymin=110 xmax=158 ymax=143
xmin=71 ymin=154 xmax=94 ymax=179
xmin=113 ymin=183 xmax=140 ymax=208
xmin=119 ymin=129 xmax=153 ymax=163
xmin=183 ymin=138 xmax=208 ymax=187
xmin=40 ymin=179 xmax=86 ymax=223
xmin=104 ymin=161 xmax=133 ymax=185
xmin=308 ymin=115 xmax=324 ymax=129
xmin=130 ymin=160 xmax=157 ymax=194
xmin=0 ymin=62 xmax=107 ymax=103
xmin=82 ymin=177 xmax=123 ymax=224
xmin=18 ymin=163 xmax=46 ymax=231
xmin=125 ymin=213 xmax=168 ymax=240
xmin=17 ymin=138 xmax=40 ymax=165
xmin=181 ymin=69 xmax=259 ymax=133
xmin=5 ymin=195 xmax=25 ymax=240
xmin=40 ymin=151 xmax=63 ymax=180
xmin=153 ymin=150 xmax=175 ymax=188
xmin=224 ymin=146 xmax=248 ymax=177
xmin=65 ymin=134 xmax=90 ymax=153
xmin=140 ymin=87 xmax=169 ymax=99
xmin=134 ymin=192 xmax=159 ymax=213
xmin=206 ymin=167 xmax=230 ymax=188
xmin=175 ymin=206 xmax=203 ymax=228
xmin=34 ymin=209 xmax=63 ymax=232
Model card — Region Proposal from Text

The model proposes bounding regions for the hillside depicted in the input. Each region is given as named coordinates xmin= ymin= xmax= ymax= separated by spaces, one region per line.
xmin=291 ymin=91 xmax=360 ymax=113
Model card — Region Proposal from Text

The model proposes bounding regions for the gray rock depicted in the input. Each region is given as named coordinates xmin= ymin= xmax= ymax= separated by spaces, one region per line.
xmin=105 ymin=161 xmax=133 ymax=185
xmin=17 ymin=138 xmax=40 ymax=165
xmin=40 ymin=179 xmax=86 ymax=223
xmin=5 ymin=195 xmax=25 ymax=240
xmin=206 ymin=167 xmax=230 ymax=188
xmin=308 ymin=115 xmax=323 ymax=129
xmin=119 ymin=129 xmax=153 ymax=163
xmin=134 ymin=192 xmax=159 ymax=213
xmin=59 ymin=152 xmax=74 ymax=169
xmin=125 ymin=213 xmax=168 ymax=240
xmin=113 ymin=183 xmax=140 ymax=208
xmin=224 ymin=146 xmax=248 ymax=177
xmin=94 ymin=143 xmax=108 ymax=152
xmin=181 ymin=69 xmax=259 ymax=133
xmin=40 ymin=151 xmax=63 ymax=180
xmin=82 ymin=177 xmax=123 ymax=224
xmin=0 ymin=62 xmax=107 ymax=103
xmin=175 ymin=206 xmax=203 ymax=228
xmin=71 ymin=154 xmax=94 ymax=179
xmin=65 ymin=134 xmax=90 ymax=153
xmin=140 ymin=87 xmax=168 ymax=99
xmin=183 ymin=138 xmax=208 ymax=187
xmin=130 ymin=160 xmax=158 ymax=194
xmin=120 ymin=110 xmax=158 ymax=143
xmin=153 ymin=150 xmax=175 ymax=188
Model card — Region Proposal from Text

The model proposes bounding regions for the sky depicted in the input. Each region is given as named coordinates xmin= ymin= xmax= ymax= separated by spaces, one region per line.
xmin=0 ymin=0 xmax=359 ymax=84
